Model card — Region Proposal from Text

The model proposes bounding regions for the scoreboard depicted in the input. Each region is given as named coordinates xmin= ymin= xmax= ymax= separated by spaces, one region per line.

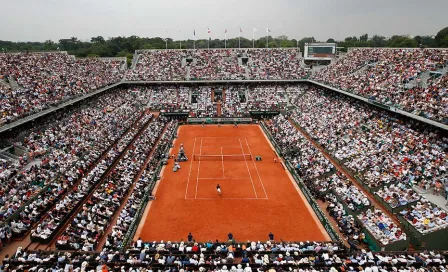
xmin=304 ymin=43 xmax=336 ymax=60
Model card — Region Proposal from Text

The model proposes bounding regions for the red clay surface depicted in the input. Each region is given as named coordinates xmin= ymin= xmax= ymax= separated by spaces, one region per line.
xmin=138 ymin=125 xmax=328 ymax=242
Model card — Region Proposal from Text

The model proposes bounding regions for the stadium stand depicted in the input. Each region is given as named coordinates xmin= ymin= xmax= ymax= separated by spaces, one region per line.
xmin=0 ymin=89 xmax=151 ymax=237
xmin=266 ymin=114 xmax=408 ymax=250
xmin=125 ymin=48 xmax=308 ymax=82
xmin=54 ymin=117 xmax=167 ymax=251
xmin=2 ymin=46 xmax=448 ymax=272
xmin=0 ymin=52 xmax=125 ymax=126
xmin=311 ymin=48 xmax=448 ymax=123
xmin=189 ymin=49 xmax=247 ymax=80
xmin=3 ymin=241 xmax=448 ymax=271
xmin=246 ymin=48 xmax=307 ymax=80
xmin=289 ymin=86 xmax=447 ymax=194
xmin=126 ymin=50 xmax=186 ymax=81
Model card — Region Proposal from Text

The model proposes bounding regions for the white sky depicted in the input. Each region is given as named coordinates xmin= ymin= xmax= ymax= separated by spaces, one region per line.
xmin=1 ymin=0 xmax=447 ymax=42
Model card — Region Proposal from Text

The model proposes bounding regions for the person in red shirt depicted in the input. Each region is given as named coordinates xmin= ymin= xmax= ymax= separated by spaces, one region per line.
xmin=192 ymin=243 xmax=199 ymax=252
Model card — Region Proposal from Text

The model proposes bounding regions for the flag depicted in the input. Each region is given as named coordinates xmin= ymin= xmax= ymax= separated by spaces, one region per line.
xmin=240 ymin=28 xmax=242 ymax=33
xmin=267 ymin=28 xmax=271 ymax=32
xmin=178 ymin=29 xmax=180 ymax=33
xmin=225 ymin=29 xmax=227 ymax=33
xmin=207 ymin=28 xmax=211 ymax=35
xmin=194 ymin=30 xmax=195 ymax=36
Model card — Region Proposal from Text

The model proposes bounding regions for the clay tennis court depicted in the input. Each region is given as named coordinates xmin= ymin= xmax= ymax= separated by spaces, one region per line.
xmin=136 ymin=124 xmax=329 ymax=242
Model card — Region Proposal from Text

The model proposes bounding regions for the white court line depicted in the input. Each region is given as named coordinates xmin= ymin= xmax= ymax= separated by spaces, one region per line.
xmin=238 ymin=138 xmax=258 ymax=199
xmin=187 ymin=197 xmax=269 ymax=200
xmin=200 ymin=137 xmax=241 ymax=139
xmin=194 ymin=138 xmax=203 ymax=199
xmin=184 ymin=137 xmax=197 ymax=199
xmin=201 ymin=145 xmax=242 ymax=147
xmin=198 ymin=177 xmax=251 ymax=180
xmin=221 ymin=146 xmax=225 ymax=179
xmin=245 ymin=137 xmax=269 ymax=199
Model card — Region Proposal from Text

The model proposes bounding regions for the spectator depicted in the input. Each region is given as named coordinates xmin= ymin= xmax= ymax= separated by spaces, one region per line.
xmin=0 ymin=52 xmax=125 ymax=126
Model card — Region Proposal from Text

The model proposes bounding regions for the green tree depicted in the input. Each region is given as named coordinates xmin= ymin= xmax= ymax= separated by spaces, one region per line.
xmin=421 ymin=36 xmax=436 ymax=47
xmin=371 ymin=35 xmax=387 ymax=47
xmin=90 ymin=36 xmax=105 ymax=43
xmin=435 ymin=27 xmax=448 ymax=47
xmin=413 ymin=35 xmax=423 ymax=47
xmin=326 ymin=38 xmax=335 ymax=43
xmin=43 ymin=40 xmax=56 ymax=50
xmin=297 ymin=37 xmax=314 ymax=52
xmin=280 ymin=39 xmax=294 ymax=48
xmin=268 ymin=41 xmax=278 ymax=48
xmin=387 ymin=36 xmax=417 ymax=47
xmin=359 ymin=34 xmax=368 ymax=42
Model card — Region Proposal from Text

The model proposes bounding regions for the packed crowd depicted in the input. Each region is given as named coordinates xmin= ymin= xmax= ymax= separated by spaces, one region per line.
xmin=146 ymin=86 xmax=190 ymax=112
xmin=303 ymin=172 xmax=370 ymax=213
xmin=126 ymin=49 xmax=309 ymax=82
xmin=290 ymin=87 xmax=448 ymax=194
xmin=3 ymin=240 xmax=448 ymax=272
xmin=0 ymin=52 xmax=125 ymax=126
xmin=267 ymin=114 xmax=334 ymax=179
xmin=246 ymin=86 xmax=288 ymax=111
xmin=0 ymin=158 xmax=21 ymax=183
xmin=311 ymin=48 xmax=448 ymax=123
xmin=54 ymin=116 xmax=166 ymax=251
xmin=247 ymin=49 xmax=308 ymax=80
xmin=29 ymin=110 xmax=153 ymax=244
xmin=285 ymin=85 xmax=308 ymax=105
xmin=287 ymin=86 xmax=448 ymax=238
xmin=357 ymin=208 xmax=406 ymax=246
xmin=189 ymin=50 xmax=246 ymax=80
xmin=221 ymin=86 xmax=249 ymax=117
xmin=375 ymin=183 xmax=421 ymax=209
xmin=400 ymin=198 xmax=448 ymax=234
xmin=190 ymin=87 xmax=216 ymax=118
xmin=331 ymin=177 xmax=371 ymax=212
xmin=126 ymin=50 xmax=186 ymax=81
xmin=1 ymin=89 xmax=150 ymax=238
xmin=103 ymin=120 xmax=178 ymax=250
xmin=302 ymin=172 xmax=366 ymax=246
xmin=325 ymin=193 xmax=364 ymax=245
xmin=267 ymin=114 xmax=408 ymax=246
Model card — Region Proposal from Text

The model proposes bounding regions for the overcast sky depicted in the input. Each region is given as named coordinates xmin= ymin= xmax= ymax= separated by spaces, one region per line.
xmin=1 ymin=0 xmax=447 ymax=42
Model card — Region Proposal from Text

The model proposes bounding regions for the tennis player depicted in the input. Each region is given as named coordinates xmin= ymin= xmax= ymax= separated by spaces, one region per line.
xmin=216 ymin=184 xmax=221 ymax=195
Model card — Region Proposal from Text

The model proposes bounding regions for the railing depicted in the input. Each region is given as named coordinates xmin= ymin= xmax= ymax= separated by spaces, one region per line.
xmin=119 ymin=123 xmax=179 ymax=249
xmin=259 ymin=122 xmax=342 ymax=242
xmin=134 ymin=48 xmax=301 ymax=54
xmin=1 ymin=50 xmax=68 ymax=54
xmin=287 ymin=118 xmax=448 ymax=250
xmin=4 ymin=111 xmax=147 ymax=230
xmin=307 ymin=79 xmax=448 ymax=130
xmin=75 ymin=56 xmax=127 ymax=62
xmin=0 ymin=82 xmax=121 ymax=134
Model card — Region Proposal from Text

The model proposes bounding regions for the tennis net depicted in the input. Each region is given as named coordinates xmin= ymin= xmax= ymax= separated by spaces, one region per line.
xmin=193 ymin=154 xmax=252 ymax=161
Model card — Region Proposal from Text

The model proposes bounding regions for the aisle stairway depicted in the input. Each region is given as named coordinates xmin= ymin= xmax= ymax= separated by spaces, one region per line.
xmin=217 ymin=102 xmax=222 ymax=117
xmin=8 ymin=76 xmax=21 ymax=90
